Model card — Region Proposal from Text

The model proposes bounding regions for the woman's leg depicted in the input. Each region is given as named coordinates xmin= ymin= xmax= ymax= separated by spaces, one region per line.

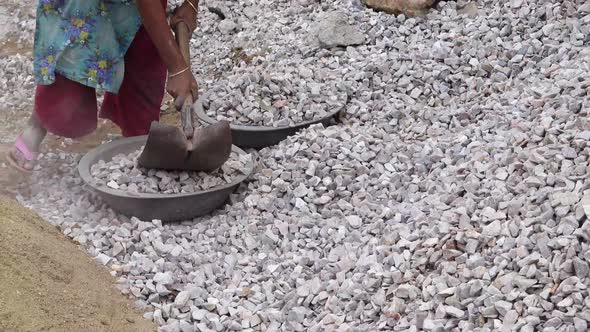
xmin=35 ymin=74 xmax=98 ymax=138
xmin=9 ymin=74 xmax=97 ymax=171
xmin=100 ymin=1 xmax=168 ymax=137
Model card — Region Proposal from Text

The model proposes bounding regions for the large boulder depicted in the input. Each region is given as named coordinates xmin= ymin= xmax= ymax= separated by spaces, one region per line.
xmin=362 ymin=0 xmax=438 ymax=16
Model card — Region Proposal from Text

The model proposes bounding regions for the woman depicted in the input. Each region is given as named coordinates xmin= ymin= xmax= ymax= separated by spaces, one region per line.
xmin=8 ymin=0 xmax=199 ymax=172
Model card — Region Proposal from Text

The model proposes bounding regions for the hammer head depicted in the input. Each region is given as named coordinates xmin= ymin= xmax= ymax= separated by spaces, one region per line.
xmin=137 ymin=121 xmax=232 ymax=172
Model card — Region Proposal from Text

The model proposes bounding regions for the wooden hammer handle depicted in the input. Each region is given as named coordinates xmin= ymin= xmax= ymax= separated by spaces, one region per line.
xmin=173 ymin=22 xmax=194 ymax=139
xmin=174 ymin=21 xmax=192 ymax=65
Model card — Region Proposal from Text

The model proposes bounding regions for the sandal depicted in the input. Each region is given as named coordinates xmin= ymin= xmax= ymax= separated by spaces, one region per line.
xmin=6 ymin=135 xmax=39 ymax=173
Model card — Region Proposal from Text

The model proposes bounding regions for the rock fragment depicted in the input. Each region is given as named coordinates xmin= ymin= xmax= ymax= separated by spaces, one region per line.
xmin=317 ymin=11 xmax=365 ymax=48
xmin=218 ymin=19 xmax=237 ymax=35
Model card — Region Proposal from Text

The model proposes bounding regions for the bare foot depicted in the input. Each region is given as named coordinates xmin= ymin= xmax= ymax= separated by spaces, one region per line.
xmin=8 ymin=146 xmax=36 ymax=172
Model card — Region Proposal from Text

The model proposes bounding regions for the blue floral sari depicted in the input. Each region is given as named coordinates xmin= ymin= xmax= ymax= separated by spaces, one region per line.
xmin=34 ymin=0 xmax=142 ymax=93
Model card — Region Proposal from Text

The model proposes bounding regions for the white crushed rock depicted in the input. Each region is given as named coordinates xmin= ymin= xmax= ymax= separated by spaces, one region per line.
xmin=6 ymin=0 xmax=590 ymax=331
xmin=202 ymin=68 xmax=347 ymax=127
xmin=90 ymin=149 xmax=251 ymax=194
xmin=0 ymin=55 xmax=34 ymax=110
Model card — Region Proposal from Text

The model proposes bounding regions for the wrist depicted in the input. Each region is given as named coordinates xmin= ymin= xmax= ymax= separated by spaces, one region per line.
xmin=167 ymin=56 xmax=188 ymax=73
xmin=168 ymin=66 xmax=190 ymax=78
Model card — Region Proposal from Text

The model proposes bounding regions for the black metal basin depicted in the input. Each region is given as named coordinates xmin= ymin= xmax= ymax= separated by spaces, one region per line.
xmin=194 ymin=99 xmax=342 ymax=149
xmin=78 ymin=136 xmax=254 ymax=222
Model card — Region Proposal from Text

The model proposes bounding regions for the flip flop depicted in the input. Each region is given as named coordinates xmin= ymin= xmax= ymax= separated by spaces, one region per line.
xmin=6 ymin=135 xmax=39 ymax=173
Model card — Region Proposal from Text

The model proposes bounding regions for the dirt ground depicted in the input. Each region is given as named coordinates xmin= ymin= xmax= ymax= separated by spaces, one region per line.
xmin=0 ymin=2 xmax=180 ymax=327
xmin=0 ymin=118 xmax=121 ymax=198
xmin=0 ymin=111 xmax=179 ymax=197
xmin=0 ymin=113 xmax=179 ymax=331
xmin=0 ymin=197 xmax=157 ymax=332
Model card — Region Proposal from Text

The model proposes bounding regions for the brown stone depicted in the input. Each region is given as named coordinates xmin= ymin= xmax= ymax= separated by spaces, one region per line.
xmin=362 ymin=0 xmax=438 ymax=16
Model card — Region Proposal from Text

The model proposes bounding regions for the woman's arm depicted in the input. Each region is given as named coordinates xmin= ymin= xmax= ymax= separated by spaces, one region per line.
xmin=136 ymin=0 xmax=186 ymax=73
xmin=136 ymin=0 xmax=197 ymax=100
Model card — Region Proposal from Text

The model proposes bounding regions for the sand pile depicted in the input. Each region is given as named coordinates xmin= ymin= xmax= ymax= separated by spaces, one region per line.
xmin=0 ymin=196 xmax=155 ymax=332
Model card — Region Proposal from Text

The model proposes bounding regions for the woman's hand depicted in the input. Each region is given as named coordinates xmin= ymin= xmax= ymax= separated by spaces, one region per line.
xmin=170 ymin=0 xmax=198 ymax=34
xmin=167 ymin=69 xmax=199 ymax=110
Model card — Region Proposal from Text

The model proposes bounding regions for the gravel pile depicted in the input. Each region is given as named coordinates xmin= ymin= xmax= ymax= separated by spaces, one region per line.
xmin=0 ymin=55 xmax=34 ymax=110
xmin=0 ymin=0 xmax=35 ymax=44
xmin=198 ymin=5 xmax=357 ymax=128
xmin=90 ymin=150 xmax=252 ymax=194
xmin=8 ymin=0 xmax=590 ymax=331
xmin=202 ymin=68 xmax=347 ymax=127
